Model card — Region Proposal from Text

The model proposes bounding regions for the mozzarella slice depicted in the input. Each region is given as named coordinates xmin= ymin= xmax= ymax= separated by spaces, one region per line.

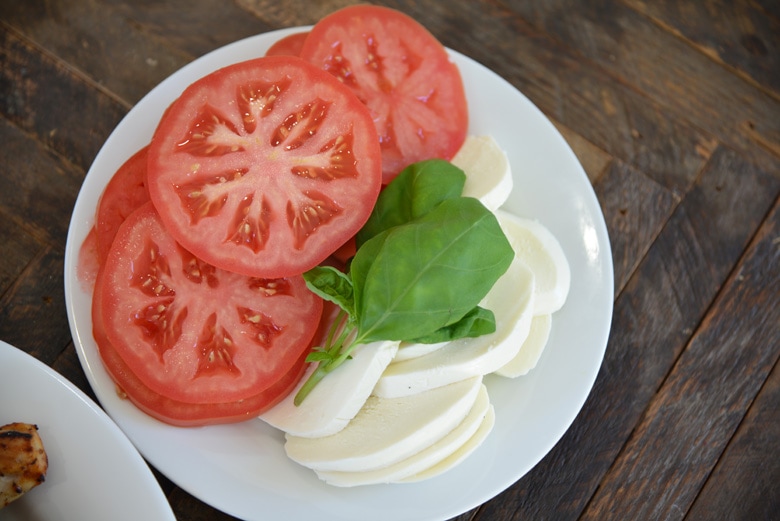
xmin=494 ymin=313 xmax=552 ymax=377
xmin=259 ymin=340 xmax=399 ymax=438
xmin=496 ymin=210 xmax=571 ymax=315
xmin=452 ymin=135 xmax=513 ymax=211
xmin=315 ymin=383 xmax=491 ymax=486
xmin=401 ymin=403 xmax=496 ymax=483
xmin=373 ymin=260 xmax=535 ymax=398
xmin=391 ymin=340 xmax=449 ymax=363
xmin=284 ymin=376 xmax=482 ymax=473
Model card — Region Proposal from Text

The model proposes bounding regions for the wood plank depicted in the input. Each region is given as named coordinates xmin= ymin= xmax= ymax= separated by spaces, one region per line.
xmin=104 ymin=0 xmax=274 ymax=59
xmin=687 ymin=357 xmax=780 ymax=519
xmin=624 ymin=0 xmax=780 ymax=96
xmin=378 ymin=0 xmax=714 ymax=194
xmin=0 ymin=25 xmax=128 ymax=171
xmin=0 ymin=0 xmax=189 ymax=105
xmin=593 ymin=158 xmax=678 ymax=295
xmin=167 ymin=488 xmax=241 ymax=521
xmin=235 ymin=0 xmax=353 ymax=28
xmin=754 ymin=0 xmax=780 ymax=19
xmin=51 ymin=343 xmax=97 ymax=403
xmin=582 ymin=195 xmax=780 ymax=519
xmin=0 ymin=116 xmax=83 ymax=247
xmin=502 ymin=0 xmax=780 ymax=172
xmin=472 ymin=145 xmax=780 ymax=520
xmin=0 ymin=246 xmax=71 ymax=364
xmin=0 ymin=207 xmax=42 ymax=297
xmin=551 ymin=120 xmax=612 ymax=185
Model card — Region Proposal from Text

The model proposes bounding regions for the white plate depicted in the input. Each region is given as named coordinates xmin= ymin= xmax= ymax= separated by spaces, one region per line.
xmin=64 ymin=27 xmax=614 ymax=521
xmin=0 ymin=340 xmax=175 ymax=520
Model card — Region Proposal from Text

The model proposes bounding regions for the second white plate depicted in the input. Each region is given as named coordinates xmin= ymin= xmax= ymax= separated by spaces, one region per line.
xmin=0 ymin=340 xmax=175 ymax=521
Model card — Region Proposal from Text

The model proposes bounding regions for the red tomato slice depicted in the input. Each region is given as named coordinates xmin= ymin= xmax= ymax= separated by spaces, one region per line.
xmin=147 ymin=55 xmax=382 ymax=278
xmin=265 ymin=31 xmax=309 ymax=56
xmin=299 ymin=5 xmax=469 ymax=183
xmin=98 ymin=202 xmax=323 ymax=407
xmin=94 ymin=145 xmax=151 ymax=263
xmin=92 ymin=266 xmax=307 ymax=426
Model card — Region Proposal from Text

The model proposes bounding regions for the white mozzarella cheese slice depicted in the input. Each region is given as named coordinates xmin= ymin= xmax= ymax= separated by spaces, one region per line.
xmin=315 ymin=383 xmax=491 ymax=486
xmin=373 ymin=260 xmax=535 ymax=398
xmin=495 ymin=210 xmax=571 ymax=315
xmin=391 ymin=340 xmax=449 ymax=363
xmin=284 ymin=376 xmax=482 ymax=473
xmin=452 ymin=135 xmax=513 ymax=211
xmin=401 ymin=403 xmax=496 ymax=483
xmin=259 ymin=340 xmax=399 ymax=438
xmin=494 ymin=313 xmax=552 ymax=377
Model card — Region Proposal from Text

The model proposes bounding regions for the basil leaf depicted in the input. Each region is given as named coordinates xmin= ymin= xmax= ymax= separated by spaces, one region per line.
xmin=356 ymin=159 xmax=466 ymax=248
xmin=353 ymin=197 xmax=514 ymax=343
xmin=408 ymin=306 xmax=497 ymax=344
xmin=348 ymin=227 xmax=390 ymax=324
xmin=303 ymin=265 xmax=355 ymax=318
xmin=305 ymin=350 xmax=336 ymax=363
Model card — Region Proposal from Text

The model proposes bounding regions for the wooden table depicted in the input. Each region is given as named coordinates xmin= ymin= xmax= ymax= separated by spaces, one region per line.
xmin=1 ymin=1 xmax=777 ymax=519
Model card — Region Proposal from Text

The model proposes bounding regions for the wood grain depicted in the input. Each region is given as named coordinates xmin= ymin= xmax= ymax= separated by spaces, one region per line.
xmin=0 ymin=246 xmax=70 ymax=363
xmin=583 ymin=197 xmax=780 ymax=519
xmin=103 ymin=0 xmax=274 ymax=61
xmin=624 ymin=0 xmax=780 ymax=96
xmin=0 ymin=116 xmax=82 ymax=247
xmin=594 ymin=158 xmax=678 ymax=294
xmin=687 ymin=353 xmax=780 ymax=520
xmin=552 ymin=120 xmax=612 ymax=184
xmin=0 ymin=24 xmax=127 ymax=169
xmin=0 ymin=207 xmax=41 ymax=297
xmin=502 ymin=0 xmax=780 ymax=172
xmin=1 ymin=0 xmax=188 ymax=105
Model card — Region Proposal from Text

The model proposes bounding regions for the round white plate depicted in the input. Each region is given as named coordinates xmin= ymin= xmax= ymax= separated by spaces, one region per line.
xmin=0 ymin=340 xmax=175 ymax=520
xmin=64 ymin=27 xmax=613 ymax=521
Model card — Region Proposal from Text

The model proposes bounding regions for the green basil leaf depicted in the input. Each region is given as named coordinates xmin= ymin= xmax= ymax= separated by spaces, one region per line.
xmin=356 ymin=159 xmax=466 ymax=248
xmin=348 ymin=226 xmax=390 ymax=321
xmin=354 ymin=197 xmax=514 ymax=343
xmin=303 ymin=265 xmax=355 ymax=318
xmin=305 ymin=350 xmax=335 ymax=363
xmin=408 ymin=306 xmax=497 ymax=344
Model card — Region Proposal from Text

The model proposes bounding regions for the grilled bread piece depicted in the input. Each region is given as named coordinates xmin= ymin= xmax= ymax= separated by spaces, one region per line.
xmin=0 ymin=423 xmax=48 ymax=508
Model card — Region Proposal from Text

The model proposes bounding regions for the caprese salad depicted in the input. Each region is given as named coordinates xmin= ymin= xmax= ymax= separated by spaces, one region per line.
xmin=80 ymin=5 xmax=570 ymax=486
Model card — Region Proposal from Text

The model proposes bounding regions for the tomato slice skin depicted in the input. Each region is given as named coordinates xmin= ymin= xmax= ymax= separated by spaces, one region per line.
xmin=147 ymin=55 xmax=382 ymax=278
xmin=265 ymin=31 xmax=309 ymax=56
xmin=94 ymin=145 xmax=151 ymax=264
xmin=98 ymin=202 xmax=323 ymax=407
xmin=299 ymin=5 xmax=469 ymax=183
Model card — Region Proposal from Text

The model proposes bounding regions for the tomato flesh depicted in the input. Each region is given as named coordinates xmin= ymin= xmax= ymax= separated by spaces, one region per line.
xmin=299 ymin=5 xmax=469 ymax=183
xmin=147 ymin=55 xmax=382 ymax=278
xmin=97 ymin=202 xmax=323 ymax=409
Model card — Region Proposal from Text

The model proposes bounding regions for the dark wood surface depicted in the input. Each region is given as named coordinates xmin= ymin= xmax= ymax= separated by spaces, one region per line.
xmin=1 ymin=1 xmax=777 ymax=519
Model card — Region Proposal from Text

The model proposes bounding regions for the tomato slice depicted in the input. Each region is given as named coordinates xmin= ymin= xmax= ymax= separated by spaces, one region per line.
xmin=94 ymin=145 xmax=151 ymax=263
xmin=97 ymin=202 xmax=323 ymax=407
xmin=92 ymin=265 xmax=307 ymax=426
xmin=265 ymin=31 xmax=309 ymax=56
xmin=299 ymin=5 xmax=469 ymax=183
xmin=147 ymin=55 xmax=382 ymax=278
